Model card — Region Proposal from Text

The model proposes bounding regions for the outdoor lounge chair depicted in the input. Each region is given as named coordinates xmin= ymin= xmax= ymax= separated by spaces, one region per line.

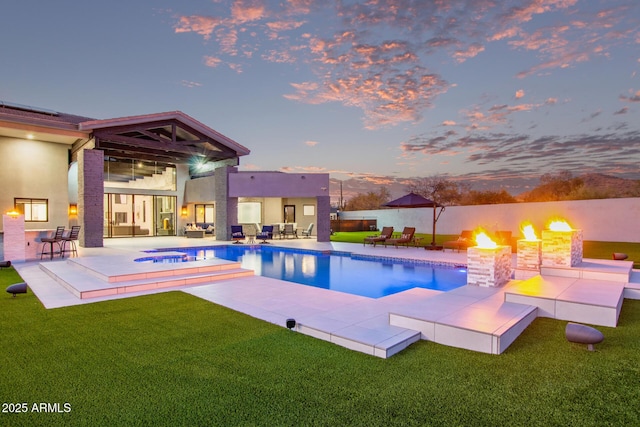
xmin=257 ymin=225 xmax=274 ymax=243
xmin=301 ymin=223 xmax=314 ymax=238
xmin=363 ymin=226 xmax=394 ymax=247
xmin=442 ymin=230 xmax=474 ymax=252
xmin=40 ymin=226 xmax=65 ymax=259
xmin=283 ymin=223 xmax=297 ymax=239
xmin=61 ymin=225 xmax=81 ymax=257
xmin=231 ymin=225 xmax=245 ymax=244
xmin=384 ymin=227 xmax=416 ymax=248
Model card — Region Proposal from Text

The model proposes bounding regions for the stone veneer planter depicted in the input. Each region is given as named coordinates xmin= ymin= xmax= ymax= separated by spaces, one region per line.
xmin=541 ymin=229 xmax=583 ymax=267
xmin=467 ymin=245 xmax=512 ymax=287
xmin=517 ymin=239 xmax=541 ymax=270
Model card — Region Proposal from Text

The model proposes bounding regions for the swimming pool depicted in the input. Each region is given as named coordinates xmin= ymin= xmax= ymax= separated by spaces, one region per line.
xmin=144 ymin=246 xmax=467 ymax=299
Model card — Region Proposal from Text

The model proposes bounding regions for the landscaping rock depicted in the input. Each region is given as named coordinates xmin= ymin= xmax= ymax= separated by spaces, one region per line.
xmin=565 ymin=322 xmax=604 ymax=351
xmin=6 ymin=282 xmax=27 ymax=297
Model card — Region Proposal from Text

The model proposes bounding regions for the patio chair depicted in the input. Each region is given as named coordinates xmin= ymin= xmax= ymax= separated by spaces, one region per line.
xmin=363 ymin=226 xmax=394 ymax=247
xmin=40 ymin=226 xmax=65 ymax=259
xmin=231 ymin=225 xmax=245 ymax=244
xmin=301 ymin=223 xmax=314 ymax=238
xmin=384 ymin=227 xmax=416 ymax=248
xmin=257 ymin=225 xmax=274 ymax=244
xmin=61 ymin=225 xmax=81 ymax=257
xmin=283 ymin=223 xmax=297 ymax=239
xmin=443 ymin=230 xmax=474 ymax=252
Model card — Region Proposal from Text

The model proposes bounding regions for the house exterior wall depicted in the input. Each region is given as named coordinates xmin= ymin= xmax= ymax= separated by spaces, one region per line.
xmin=339 ymin=197 xmax=640 ymax=242
xmin=228 ymin=171 xmax=331 ymax=241
xmin=0 ymin=136 xmax=70 ymax=232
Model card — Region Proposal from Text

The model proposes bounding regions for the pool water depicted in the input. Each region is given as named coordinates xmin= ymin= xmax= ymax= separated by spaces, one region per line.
xmin=148 ymin=246 xmax=467 ymax=299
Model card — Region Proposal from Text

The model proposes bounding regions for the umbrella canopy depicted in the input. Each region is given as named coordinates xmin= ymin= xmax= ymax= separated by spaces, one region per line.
xmin=384 ymin=192 xmax=437 ymax=208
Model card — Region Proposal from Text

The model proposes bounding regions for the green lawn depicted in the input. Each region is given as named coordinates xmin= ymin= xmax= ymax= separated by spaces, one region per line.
xmin=332 ymin=232 xmax=640 ymax=268
xmin=1 ymin=266 xmax=639 ymax=426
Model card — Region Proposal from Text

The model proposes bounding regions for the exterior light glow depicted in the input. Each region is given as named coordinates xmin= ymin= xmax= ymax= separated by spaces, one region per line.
xmin=521 ymin=224 xmax=538 ymax=241
xmin=68 ymin=204 xmax=78 ymax=215
xmin=549 ymin=220 xmax=572 ymax=231
xmin=180 ymin=206 xmax=188 ymax=217
xmin=6 ymin=210 xmax=20 ymax=217
xmin=475 ymin=230 xmax=497 ymax=249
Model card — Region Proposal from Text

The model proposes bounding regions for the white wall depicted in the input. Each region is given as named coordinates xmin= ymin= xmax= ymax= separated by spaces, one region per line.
xmin=0 ymin=136 xmax=70 ymax=231
xmin=340 ymin=198 xmax=640 ymax=242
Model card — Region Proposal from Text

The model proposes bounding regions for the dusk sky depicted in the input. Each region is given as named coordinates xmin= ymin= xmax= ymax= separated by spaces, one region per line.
xmin=1 ymin=0 xmax=639 ymax=201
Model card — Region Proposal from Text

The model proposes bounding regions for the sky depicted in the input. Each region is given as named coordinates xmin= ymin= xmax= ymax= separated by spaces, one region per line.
xmin=1 ymin=0 xmax=639 ymax=203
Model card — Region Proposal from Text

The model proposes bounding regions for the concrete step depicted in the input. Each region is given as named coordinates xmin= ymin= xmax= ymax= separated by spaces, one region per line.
xmin=624 ymin=270 xmax=640 ymax=300
xmin=389 ymin=299 xmax=538 ymax=355
xmin=505 ymin=275 xmax=625 ymax=327
xmin=40 ymin=261 xmax=253 ymax=299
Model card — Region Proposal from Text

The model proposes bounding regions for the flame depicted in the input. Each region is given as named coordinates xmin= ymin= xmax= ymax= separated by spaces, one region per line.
xmin=549 ymin=220 xmax=572 ymax=231
xmin=475 ymin=231 xmax=497 ymax=249
xmin=521 ymin=224 xmax=538 ymax=241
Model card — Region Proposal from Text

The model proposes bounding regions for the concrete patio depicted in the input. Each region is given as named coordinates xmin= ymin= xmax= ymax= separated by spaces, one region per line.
xmin=10 ymin=236 xmax=640 ymax=358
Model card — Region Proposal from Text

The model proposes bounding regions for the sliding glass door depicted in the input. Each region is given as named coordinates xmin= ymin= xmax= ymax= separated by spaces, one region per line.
xmin=104 ymin=194 xmax=176 ymax=237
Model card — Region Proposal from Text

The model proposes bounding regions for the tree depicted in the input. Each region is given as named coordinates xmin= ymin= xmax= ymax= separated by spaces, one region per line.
xmin=407 ymin=176 xmax=465 ymax=206
xmin=343 ymin=187 xmax=391 ymax=211
xmin=524 ymin=171 xmax=584 ymax=202
xmin=461 ymin=189 xmax=517 ymax=205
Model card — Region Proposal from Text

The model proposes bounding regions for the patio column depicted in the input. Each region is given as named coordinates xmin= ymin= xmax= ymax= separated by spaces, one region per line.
xmin=214 ymin=165 xmax=238 ymax=241
xmin=316 ymin=195 xmax=331 ymax=242
xmin=78 ymin=149 xmax=104 ymax=248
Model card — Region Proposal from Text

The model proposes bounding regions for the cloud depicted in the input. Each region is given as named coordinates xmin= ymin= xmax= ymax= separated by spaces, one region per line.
xmin=173 ymin=0 xmax=639 ymax=129
xmin=304 ymin=140 xmax=318 ymax=147
xmin=174 ymin=15 xmax=222 ymax=40
xmin=401 ymin=129 xmax=640 ymax=180
xmin=180 ymin=80 xmax=203 ymax=88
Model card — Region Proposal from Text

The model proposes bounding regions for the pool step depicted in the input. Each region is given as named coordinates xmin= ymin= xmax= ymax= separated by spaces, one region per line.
xmin=39 ymin=256 xmax=253 ymax=299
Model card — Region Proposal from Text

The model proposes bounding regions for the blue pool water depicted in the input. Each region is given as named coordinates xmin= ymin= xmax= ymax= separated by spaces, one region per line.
xmin=144 ymin=246 xmax=467 ymax=299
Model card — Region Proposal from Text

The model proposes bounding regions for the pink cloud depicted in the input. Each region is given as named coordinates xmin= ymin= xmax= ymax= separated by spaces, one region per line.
xmin=174 ymin=15 xmax=222 ymax=40
xmin=231 ymin=0 xmax=268 ymax=24
xmin=515 ymin=89 xmax=525 ymax=99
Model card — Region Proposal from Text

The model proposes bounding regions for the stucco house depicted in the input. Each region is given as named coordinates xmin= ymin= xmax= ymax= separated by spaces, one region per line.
xmin=0 ymin=100 xmax=330 ymax=254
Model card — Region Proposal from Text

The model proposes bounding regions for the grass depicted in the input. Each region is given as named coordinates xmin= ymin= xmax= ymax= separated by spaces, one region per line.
xmin=331 ymin=231 xmax=640 ymax=268
xmin=1 ymin=266 xmax=640 ymax=426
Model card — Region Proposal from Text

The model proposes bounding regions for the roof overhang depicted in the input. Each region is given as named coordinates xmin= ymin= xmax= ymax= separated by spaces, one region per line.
xmin=0 ymin=119 xmax=89 ymax=144
xmin=78 ymin=111 xmax=250 ymax=164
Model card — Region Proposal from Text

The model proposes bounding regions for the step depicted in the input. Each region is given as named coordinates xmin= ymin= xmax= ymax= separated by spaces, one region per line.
xmin=505 ymin=275 xmax=624 ymax=327
xmin=40 ymin=260 xmax=253 ymax=299
xmin=63 ymin=253 xmax=243 ymax=283
xmin=297 ymin=321 xmax=421 ymax=358
xmin=389 ymin=298 xmax=537 ymax=355
xmin=540 ymin=258 xmax=632 ymax=283
xmin=624 ymin=270 xmax=640 ymax=300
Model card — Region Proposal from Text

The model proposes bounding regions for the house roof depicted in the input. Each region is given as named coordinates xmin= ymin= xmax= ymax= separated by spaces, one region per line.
xmin=0 ymin=101 xmax=250 ymax=164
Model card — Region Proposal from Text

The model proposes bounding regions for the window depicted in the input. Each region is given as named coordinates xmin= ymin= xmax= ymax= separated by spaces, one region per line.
xmin=238 ymin=202 xmax=261 ymax=224
xmin=15 ymin=198 xmax=48 ymax=222
xmin=195 ymin=204 xmax=215 ymax=223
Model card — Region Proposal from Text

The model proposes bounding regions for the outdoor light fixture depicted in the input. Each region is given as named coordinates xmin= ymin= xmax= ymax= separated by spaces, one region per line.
xmin=68 ymin=204 xmax=78 ymax=216
xmin=181 ymin=206 xmax=188 ymax=217
xmin=286 ymin=318 xmax=296 ymax=329
xmin=6 ymin=210 xmax=19 ymax=218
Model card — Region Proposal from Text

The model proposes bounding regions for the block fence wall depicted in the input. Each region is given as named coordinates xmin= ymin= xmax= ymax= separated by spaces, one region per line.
xmin=339 ymin=197 xmax=640 ymax=243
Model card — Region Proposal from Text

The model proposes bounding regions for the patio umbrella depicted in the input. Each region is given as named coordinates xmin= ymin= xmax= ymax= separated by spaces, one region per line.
xmin=384 ymin=192 xmax=436 ymax=208
xmin=384 ymin=192 xmax=445 ymax=249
